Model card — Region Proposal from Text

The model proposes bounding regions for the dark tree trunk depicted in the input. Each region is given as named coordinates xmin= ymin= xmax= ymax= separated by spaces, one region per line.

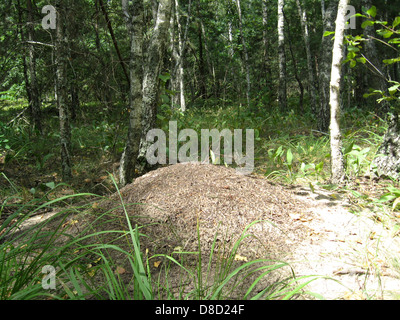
xmin=27 ymin=0 xmax=42 ymax=133
xmin=372 ymin=114 xmax=400 ymax=180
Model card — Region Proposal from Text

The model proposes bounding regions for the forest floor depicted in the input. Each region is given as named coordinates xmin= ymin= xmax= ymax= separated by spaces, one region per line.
xmin=288 ymin=179 xmax=400 ymax=299
xmin=9 ymin=162 xmax=400 ymax=300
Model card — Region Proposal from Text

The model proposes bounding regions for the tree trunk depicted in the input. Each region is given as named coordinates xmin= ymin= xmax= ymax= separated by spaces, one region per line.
xmin=277 ymin=0 xmax=287 ymax=111
xmin=296 ymin=0 xmax=318 ymax=116
xmin=371 ymin=114 xmax=400 ymax=180
xmin=329 ymin=0 xmax=348 ymax=184
xmin=27 ymin=0 xmax=42 ymax=133
xmin=119 ymin=0 xmax=144 ymax=186
xmin=195 ymin=1 xmax=207 ymax=100
xmin=55 ymin=1 xmax=72 ymax=181
xmin=236 ymin=0 xmax=251 ymax=108
xmin=284 ymin=12 xmax=304 ymax=112
xmin=318 ymin=0 xmax=337 ymax=133
xmin=262 ymin=0 xmax=272 ymax=94
xmin=137 ymin=0 xmax=172 ymax=171
xmin=171 ymin=0 xmax=190 ymax=112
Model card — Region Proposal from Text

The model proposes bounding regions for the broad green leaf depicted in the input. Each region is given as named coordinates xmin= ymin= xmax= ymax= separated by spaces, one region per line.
xmin=323 ymin=31 xmax=335 ymax=37
xmin=361 ymin=20 xmax=374 ymax=28
xmin=367 ymin=6 xmax=377 ymax=18
xmin=347 ymin=46 xmax=360 ymax=52
xmin=356 ymin=57 xmax=366 ymax=64
xmin=393 ymin=16 xmax=400 ymax=28
xmin=45 ymin=182 xmax=55 ymax=189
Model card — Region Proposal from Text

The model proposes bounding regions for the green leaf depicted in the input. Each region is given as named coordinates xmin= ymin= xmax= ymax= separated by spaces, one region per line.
xmin=393 ymin=16 xmax=400 ymax=28
xmin=356 ymin=57 xmax=367 ymax=64
xmin=388 ymin=84 xmax=400 ymax=95
xmin=350 ymin=60 xmax=357 ymax=68
xmin=315 ymin=161 xmax=324 ymax=172
xmin=159 ymin=73 xmax=170 ymax=82
xmin=366 ymin=6 xmax=377 ymax=18
xmin=361 ymin=20 xmax=374 ymax=28
xmin=323 ymin=31 xmax=335 ymax=37
xmin=286 ymin=149 xmax=293 ymax=166
xmin=347 ymin=46 xmax=360 ymax=52
xmin=45 ymin=182 xmax=55 ymax=190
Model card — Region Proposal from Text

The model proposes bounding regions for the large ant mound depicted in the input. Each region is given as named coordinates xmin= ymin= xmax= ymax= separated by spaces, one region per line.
xmin=100 ymin=162 xmax=311 ymax=260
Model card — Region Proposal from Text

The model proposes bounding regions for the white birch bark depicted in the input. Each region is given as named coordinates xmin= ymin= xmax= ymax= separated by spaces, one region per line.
xmin=235 ymin=0 xmax=251 ymax=108
xmin=277 ymin=0 xmax=287 ymax=111
xmin=138 ymin=0 xmax=172 ymax=167
xmin=119 ymin=0 xmax=144 ymax=186
xmin=329 ymin=0 xmax=349 ymax=184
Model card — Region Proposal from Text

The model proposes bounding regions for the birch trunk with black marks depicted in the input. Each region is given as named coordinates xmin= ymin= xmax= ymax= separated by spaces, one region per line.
xmin=318 ymin=0 xmax=337 ymax=133
xmin=262 ymin=0 xmax=272 ymax=93
xmin=137 ymin=0 xmax=172 ymax=171
xmin=277 ymin=0 xmax=287 ymax=111
xmin=171 ymin=0 xmax=190 ymax=112
xmin=329 ymin=0 xmax=348 ymax=184
xmin=236 ymin=0 xmax=251 ymax=108
xmin=55 ymin=1 xmax=72 ymax=181
xmin=119 ymin=0 xmax=144 ymax=186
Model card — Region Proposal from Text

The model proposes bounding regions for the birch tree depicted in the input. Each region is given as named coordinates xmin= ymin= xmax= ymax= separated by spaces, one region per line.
xmin=235 ymin=0 xmax=251 ymax=108
xmin=277 ymin=0 xmax=287 ymax=111
xmin=26 ymin=0 xmax=42 ymax=133
xmin=319 ymin=0 xmax=337 ymax=133
xmin=262 ymin=0 xmax=272 ymax=92
xmin=171 ymin=0 xmax=190 ymax=112
xmin=329 ymin=0 xmax=348 ymax=184
xmin=55 ymin=1 xmax=72 ymax=181
xmin=119 ymin=0 xmax=144 ymax=186
xmin=137 ymin=0 xmax=172 ymax=170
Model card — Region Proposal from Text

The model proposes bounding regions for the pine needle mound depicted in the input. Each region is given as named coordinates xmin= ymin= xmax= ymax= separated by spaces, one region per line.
xmin=103 ymin=162 xmax=311 ymax=259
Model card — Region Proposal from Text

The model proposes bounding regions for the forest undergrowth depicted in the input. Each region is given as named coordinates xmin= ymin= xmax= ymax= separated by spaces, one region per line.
xmin=1 ymin=100 xmax=400 ymax=300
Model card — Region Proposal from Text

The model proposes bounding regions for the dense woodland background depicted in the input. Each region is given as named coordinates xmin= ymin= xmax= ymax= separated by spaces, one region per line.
xmin=1 ymin=0 xmax=400 ymax=189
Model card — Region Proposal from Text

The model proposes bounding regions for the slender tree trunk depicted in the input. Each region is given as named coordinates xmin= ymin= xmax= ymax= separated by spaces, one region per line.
xmin=197 ymin=5 xmax=207 ymax=100
xmin=262 ymin=0 xmax=272 ymax=93
xmin=119 ymin=0 xmax=144 ymax=186
xmin=55 ymin=1 xmax=72 ymax=181
xmin=171 ymin=0 xmax=190 ymax=112
xmin=296 ymin=0 xmax=318 ymax=116
xmin=201 ymin=20 xmax=217 ymax=98
xmin=329 ymin=0 xmax=348 ymax=184
xmin=318 ymin=0 xmax=337 ymax=133
xmin=27 ymin=0 xmax=42 ymax=133
xmin=137 ymin=0 xmax=172 ymax=170
xmin=235 ymin=0 xmax=251 ymax=108
xmin=285 ymin=14 xmax=304 ymax=112
xmin=277 ymin=0 xmax=287 ymax=111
